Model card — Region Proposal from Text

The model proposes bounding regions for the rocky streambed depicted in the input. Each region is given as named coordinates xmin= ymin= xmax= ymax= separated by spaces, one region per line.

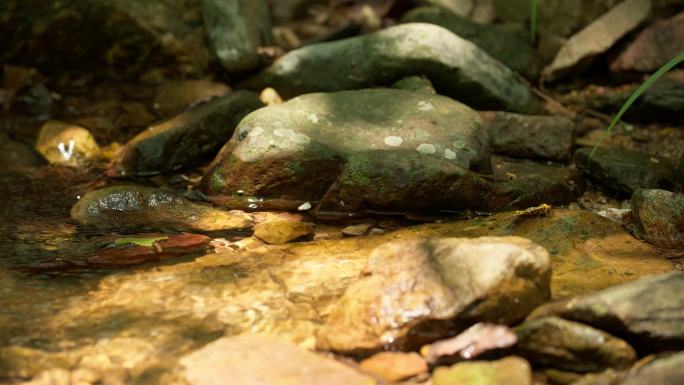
xmin=1 ymin=1 xmax=684 ymax=385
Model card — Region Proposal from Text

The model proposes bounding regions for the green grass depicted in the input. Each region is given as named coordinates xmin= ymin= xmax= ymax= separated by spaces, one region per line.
xmin=590 ymin=51 xmax=684 ymax=161
xmin=530 ymin=0 xmax=539 ymax=43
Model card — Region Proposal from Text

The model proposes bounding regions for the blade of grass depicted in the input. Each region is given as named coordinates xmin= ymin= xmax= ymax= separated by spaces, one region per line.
xmin=530 ymin=0 xmax=539 ymax=43
xmin=589 ymin=51 xmax=684 ymax=162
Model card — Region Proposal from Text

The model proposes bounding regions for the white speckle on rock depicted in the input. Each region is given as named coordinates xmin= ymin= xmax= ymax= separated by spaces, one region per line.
xmin=248 ymin=127 xmax=264 ymax=137
xmin=444 ymin=149 xmax=457 ymax=160
xmin=274 ymin=128 xmax=292 ymax=138
xmin=307 ymin=113 xmax=319 ymax=124
xmin=384 ymin=136 xmax=404 ymax=146
xmin=273 ymin=128 xmax=311 ymax=144
xmin=290 ymin=133 xmax=311 ymax=144
xmin=418 ymin=101 xmax=434 ymax=111
xmin=416 ymin=143 xmax=436 ymax=154
xmin=298 ymin=202 xmax=312 ymax=211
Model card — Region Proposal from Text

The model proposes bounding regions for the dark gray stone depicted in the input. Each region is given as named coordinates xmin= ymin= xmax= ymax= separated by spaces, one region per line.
xmin=202 ymin=0 xmax=272 ymax=74
xmin=481 ymin=112 xmax=575 ymax=161
xmin=514 ymin=317 xmax=636 ymax=372
xmin=574 ymin=147 xmax=676 ymax=196
xmin=528 ymin=272 xmax=684 ymax=351
xmin=402 ymin=6 xmax=541 ymax=79
xmin=240 ymin=23 xmax=541 ymax=113
xmin=631 ymin=189 xmax=684 ymax=248
xmin=112 ymin=91 xmax=263 ymax=176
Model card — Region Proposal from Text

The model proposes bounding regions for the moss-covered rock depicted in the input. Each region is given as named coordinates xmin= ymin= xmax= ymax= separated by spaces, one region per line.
xmin=631 ymin=189 xmax=684 ymax=248
xmin=112 ymin=91 xmax=263 ymax=176
xmin=574 ymin=147 xmax=676 ymax=196
xmin=433 ymin=356 xmax=532 ymax=385
xmin=240 ymin=23 xmax=540 ymax=113
xmin=201 ymin=88 xmax=490 ymax=206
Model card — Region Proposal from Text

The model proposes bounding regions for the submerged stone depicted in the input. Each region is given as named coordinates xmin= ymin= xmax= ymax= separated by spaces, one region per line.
xmin=180 ymin=335 xmax=376 ymax=385
xmin=71 ymin=185 xmax=252 ymax=232
xmin=201 ymin=88 xmax=490 ymax=205
xmin=514 ymin=317 xmax=636 ymax=372
xmin=240 ymin=23 xmax=540 ymax=113
xmin=631 ymin=189 xmax=684 ymax=248
xmin=317 ymin=236 xmax=551 ymax=353
xmin=202 ymin=0 xmax=272 ymax=74
xmin=35 ymin=120 xmax=101 ymax=168
xmin=619 ymin=352 xmax=684 ymax=385
xmin=432 ymin=356 xmax=532 ymax=385
xmin=528 ymin=272 xmax=684 ymax=351
xmin=112 ymin=91 xmax=263 ymax=176
xmin=402 ymin=6 xmax=541 ymax=79
xmin=1 ymin=209 xmax=673 ymax=381
xmin=253 ymin=220 xmax=314 ymax=245
xmin=574 ymin=147 xmax=676 ymax=196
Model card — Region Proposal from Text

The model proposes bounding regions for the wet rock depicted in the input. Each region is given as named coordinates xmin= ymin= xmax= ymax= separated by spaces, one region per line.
xmin=619 ymin=352 xmax=684 ymax=385
xmin=180 ymin=335 xmax=376 ymax=385
xmin=317 ymin=236 xmax=551 ymax=353
xmin=253 ymin=220 xmax=314 ymax=245
xmin=611 ymin=11 xmax=684 ymax=74
xmin=391 ymin=76 xmax=437 ymax=94
xmin=1 ymin=208 xmax=672 ymax=380
xmin=202 ymin=0 xmax=272 ymax=74
xmin=153 ymin=79 xmax=230 ymax=117
xmin=543 ymin=0 xmax=652 ymax=82
xmin=432 ymin=356 xmax=532 ymax=385
xmin=514 ymin=317 xmax=636 ymax=372
xmin=240 ymin=23 xmax=540 ymax=113
xmin=35 ymin=120 xmax=101 ymax=167
xmin=574 ymin=147 xmax=676 ymax=196
xmin=112 ymin=91 xmax=263 ymax=176
xmin=480 ymin=112 xmax=575 ymax=161
xmin=402 ymin=7 xmax=541 ymax=79
xmin=71 ymin=185 xmax=252 ymax=232
xmin=201 ymin=88 xmax=491 ymax=204
xmin=359 ymin=352 xmax=428 ymax=383
xmin=631 ymin=189 xmax=684 ymax=248
xmin=0 ymin=0 xmax=209 ymax=79
xmin=529 ymin=272 xmax=684 ymax=351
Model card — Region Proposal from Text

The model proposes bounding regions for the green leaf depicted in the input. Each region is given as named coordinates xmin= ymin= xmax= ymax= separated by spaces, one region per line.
xmin=112 ymin=236 xmax=169 ymax=248
xmin=590 ymin=51 xmax=684 ymax=162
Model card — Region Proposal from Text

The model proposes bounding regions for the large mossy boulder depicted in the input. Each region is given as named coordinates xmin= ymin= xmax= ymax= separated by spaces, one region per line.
xmin=201 ymin=88 xmax=491 ymax=203
xmin=240 ymin=23 xmax=540 ymax=113
xmin=402 ymin=6 xmax=541 ymax=79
